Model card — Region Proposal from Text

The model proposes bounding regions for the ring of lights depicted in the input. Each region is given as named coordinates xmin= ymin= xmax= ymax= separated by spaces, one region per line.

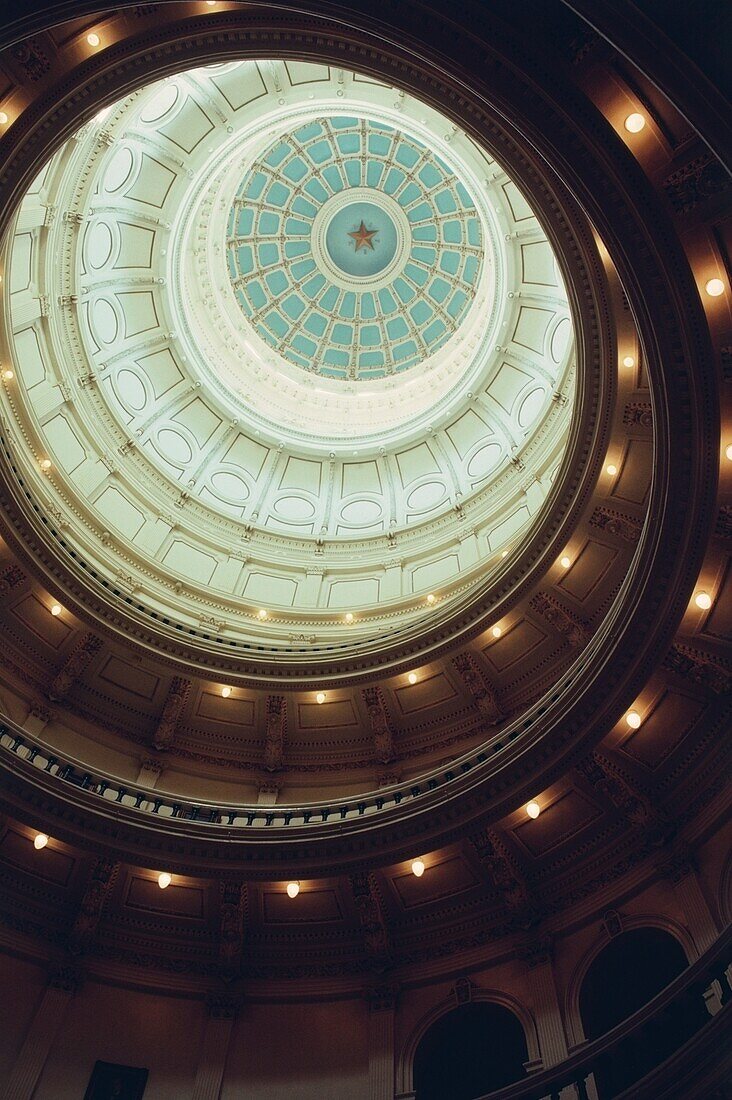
xmin=0 ymin=8 xmax=717 ymax=872
xmin=0 ymin=61 xmax=579 ymax=676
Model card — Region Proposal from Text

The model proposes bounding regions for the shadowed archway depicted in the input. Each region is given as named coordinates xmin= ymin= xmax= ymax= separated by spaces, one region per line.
xmin=580 ymin=927 xmax=708 ymax=1097
xmin=413 ymin=1001 xmax=529 ymax=1100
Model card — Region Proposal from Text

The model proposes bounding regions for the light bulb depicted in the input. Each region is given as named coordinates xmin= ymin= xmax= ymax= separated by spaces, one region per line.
xmin=694 ymin=591 xmax=712 ymax=610
xmin=426 ymin=593 xmax=436 ymax=605
xmin=86 ymin=32 xmax=101 ymax=47
xmin=606 ymin=464 xmax=617 ymax=476
xmin=560 ymin=555 xmax=571 ymax=569
xmin=408 ymin=672 xmax=417 ymax=685
xmin=158 ymin=872 xmax=172 ymax=889
xmin=726 ymin=444 xmax=732 ymax=461
xmin=257 ymin=608 xmax=268 ymax=620
xmin=626 ymin=710 xmax=641 ymax=729
xmin=344 ymin=612 xmax=354 ymax=624
xmin=286 ymin=881 xmax=300 ymax=898
xmin=50 ymin=604 xmax=62 ymax=616
xmin=501 ymin=549 xmax=508 ymax=558
xmin=622 ymin=355 xmax=635 ymax=368
xmin=526 ymin=800 xmax=541 ymax=819
xmin=492 ymin=626 xmax=502 ymax=638
xmin=2 ymin=368 xmax=13 ymax=380
xmin=705 ymin=278 xmax=725 ymax=297
xmin=411 ymin=859 xmax=425 ymax=877
xmin=221 ymin=686 xmax=231 ymax=698
xmin=33 ymin=833 xmax=49 ymax=850
xmin=316 ymin=691 xmax=326 ymax=704
xmin=624 ymin=112 xmax=645 ymax=133
xmin=40 ymin=459 xmax=52 ymax=471
xmin=0 ymin=112 xmax=7 ymax=125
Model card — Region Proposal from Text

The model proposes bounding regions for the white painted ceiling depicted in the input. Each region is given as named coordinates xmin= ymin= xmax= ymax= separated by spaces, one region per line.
xmin=1 ymin=60 xmax=575 ymax=657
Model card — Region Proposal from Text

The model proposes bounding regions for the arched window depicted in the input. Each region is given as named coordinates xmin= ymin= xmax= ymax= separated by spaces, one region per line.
xmin=413 ymin=1002 xmax=528 ymax=1100
xmin=579 ymin=927 xmax=707 ymax=1097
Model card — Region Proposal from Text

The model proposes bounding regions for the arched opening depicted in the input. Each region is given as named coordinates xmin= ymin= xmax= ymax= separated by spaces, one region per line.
xmin=579 ymin=927 xmax=707 ymax=1097
xmin=413 ymin=1002 xmax=529 ymax=1100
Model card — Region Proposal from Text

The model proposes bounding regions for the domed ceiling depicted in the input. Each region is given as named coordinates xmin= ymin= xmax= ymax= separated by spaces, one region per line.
xmin=226 ymin=116 xmax=482 ymax=377
xmin=0 ymin=60 xmax=575 ymax=671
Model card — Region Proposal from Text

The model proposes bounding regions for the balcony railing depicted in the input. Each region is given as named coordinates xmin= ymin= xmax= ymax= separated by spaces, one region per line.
xmin=474 ymin=926 xmax=731 ymax=1100
xmin=0 ymin=714 xmax=498 ymax=831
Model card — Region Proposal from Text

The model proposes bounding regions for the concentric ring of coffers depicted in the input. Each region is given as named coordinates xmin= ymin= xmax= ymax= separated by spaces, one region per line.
xmin=226 ymin=116 xmax=483 ymax=378
xmin=0 ymin=60 xmax=575 ymax=665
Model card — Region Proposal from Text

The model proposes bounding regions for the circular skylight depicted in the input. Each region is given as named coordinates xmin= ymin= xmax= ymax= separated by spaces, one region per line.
xmin=226 ymin=117 xmax=482 ymax=379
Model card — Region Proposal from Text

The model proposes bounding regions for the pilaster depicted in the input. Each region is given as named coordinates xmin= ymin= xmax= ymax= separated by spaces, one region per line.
xmin=191 ymin=995 xmax=241 ymax=1100
xmin=5 ymin=964 xmax=82 ymax=1100
xmin=367 ymin=986 xmax=397 ymax=1100
xmin=657 ymin=850 xmax=720 ymax=954
xmin=517 ymin=938 xmax=569 ymax=1068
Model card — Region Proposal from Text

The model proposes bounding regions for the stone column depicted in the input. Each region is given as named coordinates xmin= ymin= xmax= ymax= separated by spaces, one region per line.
xmin=191 ymin=995 xmax=241 ymax=1100
xmin=137 ymin=757 xmax=163 ymax=788
xmin=24 ymin=702 xmax=52 ymax=736
xmin=658 ymin=851 xmax=720 ymax=955
xmin=381 ymin=559 xmax=403 ymax=600
xmin=674 ymin=871 xmax=719 ymax=953
xmin=457 ymin=529 xmax=479 ymax=570
xmin=302 ymin=566 xmax=324 ymax=606
xmin=367 ymin=987 xmax=397 ymax=1100
xmin=5 ymin=964 xmax=82 ymax=1100
xmin=518 ymin=939 xmax=569 ymax=1068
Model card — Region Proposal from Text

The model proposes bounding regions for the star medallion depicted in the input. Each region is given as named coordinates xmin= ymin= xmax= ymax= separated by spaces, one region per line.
xmin=348 ymin=220 xmax=378 ymax=252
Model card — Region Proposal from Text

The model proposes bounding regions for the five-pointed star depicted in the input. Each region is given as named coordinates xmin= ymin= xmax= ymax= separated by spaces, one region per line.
xmin=348 ymin=220 xmax=378 ymax=252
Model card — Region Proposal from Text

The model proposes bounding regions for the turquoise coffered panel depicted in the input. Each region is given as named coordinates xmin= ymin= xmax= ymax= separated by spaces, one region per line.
xmin=227 ymin=117 xmax=482 ymax=380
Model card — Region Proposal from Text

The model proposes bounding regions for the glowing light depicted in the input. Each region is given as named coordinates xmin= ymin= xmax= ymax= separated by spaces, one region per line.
xmin=316 ymin=692 xmax=326 ymax=704
xmin=501 ymin=549 xmax=508 ymax=558
xmin=86 ymin=32 xmax=101 ymax=47
xmin=694 ymin=591 xmax=712 ymax=610
xmin=726 ymin=444 xmax=732 ymax=461
xmin=426 ymin=593 xmax=436 ymax=605
xmin=40 ymin=459 xmax=52 ymax=471
xmin=344 ymin=612 xmax=354 ymax=624
xmin=606 ymin=464 xmax=617 ymax=476
xmin=2 ymin=369 xmax=13 ymax=380
xmin=560 ymin=555 xmax=571 ymax=569
xmin=622 ymin=355 xmax=635 ymax=368
xmin=0 ymin=112 xmax=7 ymax=125
xmin=221 ymin=686 xmax=232 ymax=698
xmin=411 ymin=859 xmax=425 ymax=877
xmin=158 ymin=872 xmax=172 ymax=889
xmin=257 ymin=608 xmax=268 ymax=620
xmin=491 ymin=626 xmax=502 ymax=638
xmin=33 ymin=833 xmax=49 ymax=850
xmin=286 ymin=881 xmax=300 ymax=898
xmin=624 ymin=112 xmax=645 ymax=133
xmin=526 ymin=801 xmax=541 ymax=819
xmin=705 ymin=278 xmax=725 ymax=298
xmin=408 ymin=672 xmax=417 ymax=685
xmin=626 ymin=710 xmax=641 ymax=729
xmin=50 ymin=604 xmax=62 ymax=617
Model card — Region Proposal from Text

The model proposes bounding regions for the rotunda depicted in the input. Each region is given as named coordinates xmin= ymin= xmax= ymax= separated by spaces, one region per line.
xmin=0 ymin=3 xmax=728 ymax=1099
